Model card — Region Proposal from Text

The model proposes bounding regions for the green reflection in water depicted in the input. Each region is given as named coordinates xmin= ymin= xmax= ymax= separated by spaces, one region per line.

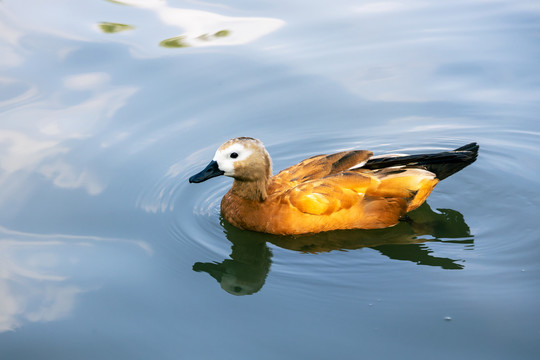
xmin=196 ymin=29 xmax=231 ymax=41
xmin=98 ymin=22 xmax=135 ymax=34
xmin=193 ymin=203 xmax=473 ymax=296
xmin=159 ymin=35 xmax=190 ymax=48
xmin=104 ymin=0 xmax=131 ymax=6
xmin=160 ymin=30 xmax=231 ymax=48
xmin=214 ymin=30 xmax=230 ymax=37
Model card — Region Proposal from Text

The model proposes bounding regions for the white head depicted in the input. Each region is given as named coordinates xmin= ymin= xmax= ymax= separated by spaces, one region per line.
xmin=213 ymin=139 xmax=256 ymax=176
xmin=189 ymin=137 xmax=272 ymax=184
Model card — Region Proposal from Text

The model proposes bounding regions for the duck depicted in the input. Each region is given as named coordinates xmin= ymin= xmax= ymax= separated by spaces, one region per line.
xmin=189 ymin=137 xmax=478 ymax=235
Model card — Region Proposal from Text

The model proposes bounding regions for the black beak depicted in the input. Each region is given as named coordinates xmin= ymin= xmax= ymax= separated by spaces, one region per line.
xmin=189 ymin=160 xmax=225 ymax=183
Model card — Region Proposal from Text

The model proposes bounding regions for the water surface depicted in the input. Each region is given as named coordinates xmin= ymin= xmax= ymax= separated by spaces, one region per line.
xmin=1 ymin=0 xmax=539 ymax=359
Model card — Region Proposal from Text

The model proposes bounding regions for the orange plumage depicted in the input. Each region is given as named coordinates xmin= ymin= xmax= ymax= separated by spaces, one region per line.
xmin=189 ymin=138 xmax=478 ymax=235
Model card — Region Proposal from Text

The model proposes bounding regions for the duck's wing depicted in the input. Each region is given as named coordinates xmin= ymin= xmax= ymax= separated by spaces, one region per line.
xmin=273 ymin=150 xmax=373 ymax=185
xmin=363 ymin=142 xmax=479 ymax=180
xmin=363 ymin=167 xmax=439 ymax=212
xmin=283 ymin=168 xmax=438 ymax=217
xmin=282 ymin=171 xmax=373 ymax=216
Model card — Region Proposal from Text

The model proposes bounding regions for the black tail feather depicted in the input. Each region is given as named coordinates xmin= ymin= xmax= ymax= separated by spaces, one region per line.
xmin=454 ymin=142 xmax=480 ymax=153
xmin=363 ymin=142 xmax=479 ymax=180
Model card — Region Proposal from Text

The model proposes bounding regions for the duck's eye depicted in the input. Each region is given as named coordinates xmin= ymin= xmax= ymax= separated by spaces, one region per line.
xmin=230 ymin=152 xmax=238 ymax=159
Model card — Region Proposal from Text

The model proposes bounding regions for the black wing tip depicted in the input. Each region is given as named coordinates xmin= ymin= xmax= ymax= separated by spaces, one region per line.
xmin=432 ymin=142 xmax=479 ymax=180
xmin=453 ymin=142 xmax=479 ymax=163
xmin=361 ymin=142 xmax=480 ymax=180
xmin=454 ymin=142 xmax=479 ymax=154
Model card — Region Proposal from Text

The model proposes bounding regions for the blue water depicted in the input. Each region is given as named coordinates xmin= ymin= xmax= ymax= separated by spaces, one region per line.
xmin=1 ymin=0 xmax=539 ymax=359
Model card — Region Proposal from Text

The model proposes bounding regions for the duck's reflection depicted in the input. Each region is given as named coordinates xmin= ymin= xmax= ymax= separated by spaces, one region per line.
xmin=193 ymin=237 xmax=271 ymax=296
xmin=193 ymin=203 xmax=473 ymax=296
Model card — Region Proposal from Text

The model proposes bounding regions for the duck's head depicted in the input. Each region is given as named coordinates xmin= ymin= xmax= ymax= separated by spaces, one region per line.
xmin=189 ymin=137 xmax=272 ymax=184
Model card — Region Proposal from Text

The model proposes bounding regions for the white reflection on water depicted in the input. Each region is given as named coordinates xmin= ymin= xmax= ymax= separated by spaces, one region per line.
xmin=110 ymin=0 xmax=285 ymax=48
xmin=353 ymin=1 xmax=416 ymax=14
xmin=0 ymin=9 xmax=26 ymax=67
xmin=0 ymin=71 xmax=137 ymax=197
xmin=0 ymin=226 xmax=151 ymax=332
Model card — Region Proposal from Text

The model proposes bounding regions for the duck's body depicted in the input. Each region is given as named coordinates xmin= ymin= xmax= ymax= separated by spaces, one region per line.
xmin=189 ymin=138 xmax=478 ymax=235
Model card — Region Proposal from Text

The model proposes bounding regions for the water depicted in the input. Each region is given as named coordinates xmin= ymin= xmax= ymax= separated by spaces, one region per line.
xmin=1 ymin=0 xmax=539 ymax=359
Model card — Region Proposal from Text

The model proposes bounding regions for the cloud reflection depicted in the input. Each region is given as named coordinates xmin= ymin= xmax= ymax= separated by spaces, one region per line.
xmin=0 ymin=226 xmax=151 ymax=332
xmin=353 ymin=1 xmax=415 ymax=14
xmin=107 ymin=0 xmax=285 ymax=48
xmin=0 ymin=72 xmax=137 ymax=197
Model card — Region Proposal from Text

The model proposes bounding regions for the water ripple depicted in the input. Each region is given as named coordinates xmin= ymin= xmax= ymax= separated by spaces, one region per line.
xmin=137 ymin=126 xmax=540 ymax=297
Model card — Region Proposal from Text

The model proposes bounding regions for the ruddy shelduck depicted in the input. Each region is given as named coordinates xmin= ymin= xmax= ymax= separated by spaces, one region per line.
xmin=189 ymin=137 xmax=478 ymax=235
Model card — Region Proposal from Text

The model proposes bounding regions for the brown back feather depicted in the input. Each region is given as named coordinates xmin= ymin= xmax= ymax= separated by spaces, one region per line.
xmin=274 ymin=150 xmax=373 ymax=184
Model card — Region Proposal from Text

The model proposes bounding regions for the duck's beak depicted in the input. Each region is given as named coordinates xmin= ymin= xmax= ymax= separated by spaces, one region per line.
xmin=189 ymin=160 xmax=225 ymax=183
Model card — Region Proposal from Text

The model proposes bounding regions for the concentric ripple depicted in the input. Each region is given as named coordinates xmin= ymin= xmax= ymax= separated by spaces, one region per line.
xmin=136 ymin=144 xmax=233 ymax=262
xmin=136 ymin=126 xmax=540 ymax=298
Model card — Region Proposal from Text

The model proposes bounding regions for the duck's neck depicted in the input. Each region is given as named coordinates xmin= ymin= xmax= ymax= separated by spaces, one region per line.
xmin=231 ymin=178 xmax=269 ymax=202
